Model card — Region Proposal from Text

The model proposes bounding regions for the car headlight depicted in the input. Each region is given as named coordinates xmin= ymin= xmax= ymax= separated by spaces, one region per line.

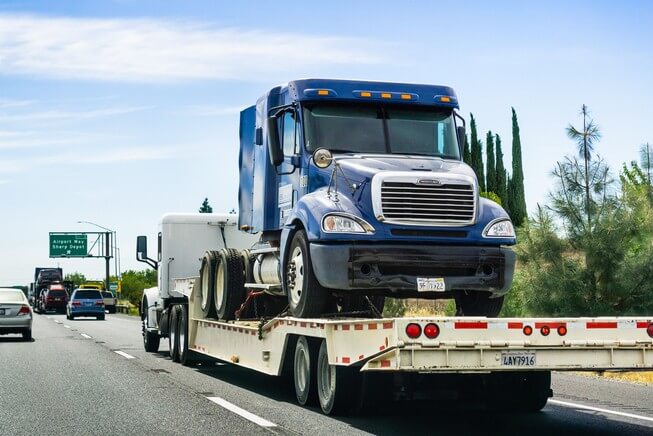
xmin=483 ymin=218 xmax=515 ymax=238
xmin=322 ymin=213 xmax=375 ymax=233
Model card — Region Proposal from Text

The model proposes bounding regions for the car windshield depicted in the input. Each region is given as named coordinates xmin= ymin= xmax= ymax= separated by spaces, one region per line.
xmin=302 ymin=103 xmax=460 ymax=159
xmin=74 ymin=290 xmax=102 ymax=300
xmin=0 ymin=290 xmax=26 ymax=302
xmin=102 ymin=292 xmax=113 ymax=298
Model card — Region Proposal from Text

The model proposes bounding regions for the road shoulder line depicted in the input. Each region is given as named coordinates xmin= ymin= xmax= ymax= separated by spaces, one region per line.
xmin=206 ymin=396 xmax=277 ymax=428
xmin=550 ymin=399 xmax=653 ymax=423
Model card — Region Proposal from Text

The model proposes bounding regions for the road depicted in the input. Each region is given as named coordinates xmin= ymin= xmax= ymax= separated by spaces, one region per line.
xmin=1 ymin=313 xmax=652 ymax=435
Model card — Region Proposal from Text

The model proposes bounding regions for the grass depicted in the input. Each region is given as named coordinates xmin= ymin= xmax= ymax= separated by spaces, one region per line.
xmin=578 ymin=371 xmax=653 ymax=385
xmin=117 ymin=299 xmax=139 ymax=316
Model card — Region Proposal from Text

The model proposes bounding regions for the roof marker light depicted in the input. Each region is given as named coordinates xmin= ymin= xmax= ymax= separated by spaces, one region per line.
xmin=318 ymin=89 xmax=329 ymax=96
xmin=440 ymin=96 xmax=451 ymax=102
xmin=381 ymin=92 xmax=392 ymax=99
xmin=360 ymin=91 xmax=371 ymax=97
xmin=401 ymin=94 xmax=412 ymax=100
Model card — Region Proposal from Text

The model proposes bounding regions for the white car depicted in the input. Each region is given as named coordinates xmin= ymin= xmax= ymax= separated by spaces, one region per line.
xmin=0 ymin=288 xmax=33 ymax=341
xmin=101 ymin=291 xmax=117 ymax=314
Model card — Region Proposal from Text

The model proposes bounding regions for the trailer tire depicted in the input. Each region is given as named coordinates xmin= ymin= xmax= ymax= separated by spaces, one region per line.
xmin=169 ymin=305 xmax=180 ymax=362
xmin=178 ymin=305 xmax=197 ymax=366
xmin=199 ymin=251 xmax=219 ymax=318
xmin=489 ymin=371 xmax=551 ymax=412
xmin=316 ymin=339 xmax=357 ymax=415
xmin=293 ymin=336 xmax=319 ymax=406
xmin=214 ymin=248 xmax=246 ymax=321
xmin=285 ymin=230 xmax=328 ymax=318
xmin=455 ymin=291 xmax=504 ymax=317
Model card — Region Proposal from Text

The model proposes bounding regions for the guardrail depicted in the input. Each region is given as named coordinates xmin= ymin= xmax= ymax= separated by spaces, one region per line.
xmin=116 ymin=304 xmax=131 ymax=314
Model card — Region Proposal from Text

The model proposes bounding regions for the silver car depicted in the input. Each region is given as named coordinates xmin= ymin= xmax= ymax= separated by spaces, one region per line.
xmin=0 ymin=288 xmax=33 ymax=341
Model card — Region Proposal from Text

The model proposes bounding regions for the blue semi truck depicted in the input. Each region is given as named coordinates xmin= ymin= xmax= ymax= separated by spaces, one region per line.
xmin=232 ymin=78 xmax=516 ymax=318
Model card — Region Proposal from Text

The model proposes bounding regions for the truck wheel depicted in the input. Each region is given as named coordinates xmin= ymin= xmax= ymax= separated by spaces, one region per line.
xmin=199 ymin=251 xmax=219 ymax=318
xmin=293 ymin=336 xmax=319 ymax=406
xmin=22 ymin=329 xmax=32 ymax=341
xmin=316 ymin=339 xmax=357 ymax=415
xmin=488 ymin=371 xmax=551 ymax=412
xmin=285 ymin=230 xmax=328 ymax=318
xmin=142 ymin=303 xmax=160 ymax=353
xmin=455 ymin=291 xmax=504 ymax=317
xmin=169 ymin=305 xmax=180 ymax=362
xmin=178 ymin=305 xmax=195 ymax=365
xmin=214 ymin=248 xmax=246 ymax=320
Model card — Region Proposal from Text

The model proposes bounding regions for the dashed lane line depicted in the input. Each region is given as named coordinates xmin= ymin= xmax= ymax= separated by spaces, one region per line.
xmin=64 ymin=325 xmax=70 ymax=329
xmin=550 ymin=399 xmax=653 ymax=424
xmin=113 ymin=350 xmax=135 ymax=359
xmin=207 ymin=397 xmax=277 ymax=429
xmin=80 ymin=333 xmax=92 ymax=339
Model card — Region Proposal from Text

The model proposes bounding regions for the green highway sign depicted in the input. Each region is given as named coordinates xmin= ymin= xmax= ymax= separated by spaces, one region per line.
xmin=49 ymin=233 xmax=88 ymax=257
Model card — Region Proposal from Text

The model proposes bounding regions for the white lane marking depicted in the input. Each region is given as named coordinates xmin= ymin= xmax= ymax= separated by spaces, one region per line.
xmin=207 ymin=397 xmax=277 ymax=428
xmin=64 ymin=325 xmax=70 ymax=329
xmin=114 ymin=350 xmax=135 ymax=359
xmin=80 ymin=333 xmax=92 ymax=339
xmin=46 ymin=316 xmax=51 ymax=319
xmin=54 ymin=320 xmax=62 ymax=324
xmin=550 ymin=399 xmax=653 ymax=423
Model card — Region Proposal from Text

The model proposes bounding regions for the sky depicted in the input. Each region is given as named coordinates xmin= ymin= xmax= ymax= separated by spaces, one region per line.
xmin=1 ymin=0 xmax=652 ymax=285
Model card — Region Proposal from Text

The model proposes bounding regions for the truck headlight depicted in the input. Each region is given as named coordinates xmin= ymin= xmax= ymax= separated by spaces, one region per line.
xmin=322 ymin=214 xmax=375 ymax=234
xmin=483 ymin=218 xmax=515 ymax=238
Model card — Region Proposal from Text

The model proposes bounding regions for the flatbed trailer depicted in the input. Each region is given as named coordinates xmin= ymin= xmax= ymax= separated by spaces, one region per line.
xmin=160 ymin=277 xmax=653 ymax=415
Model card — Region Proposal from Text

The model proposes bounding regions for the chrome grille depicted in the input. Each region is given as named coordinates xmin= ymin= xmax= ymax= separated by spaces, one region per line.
xmin=380 ymin=181 xmax=475 ymax=224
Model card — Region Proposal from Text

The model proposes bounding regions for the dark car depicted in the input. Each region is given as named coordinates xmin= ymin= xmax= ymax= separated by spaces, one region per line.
xmin=66 ymin=289 xmax=105 ymax=320
xmin=41 ymin=286 xmax=68 ymax=313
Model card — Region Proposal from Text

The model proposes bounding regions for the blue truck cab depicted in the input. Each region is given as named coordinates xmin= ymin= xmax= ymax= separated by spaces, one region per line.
xmin=238 ymin=79 xmax=516 ymax=318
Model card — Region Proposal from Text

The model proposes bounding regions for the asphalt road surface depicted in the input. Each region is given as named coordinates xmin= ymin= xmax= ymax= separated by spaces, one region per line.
xmin=1 ymin=312 xmax=652 ymax=435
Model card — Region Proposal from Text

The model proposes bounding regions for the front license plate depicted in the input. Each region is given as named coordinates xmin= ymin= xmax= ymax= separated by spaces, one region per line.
xmin=501 ymin=351 xmax=536 ymax=367
xmin=417 ymin=277 xmax=446 ymax=292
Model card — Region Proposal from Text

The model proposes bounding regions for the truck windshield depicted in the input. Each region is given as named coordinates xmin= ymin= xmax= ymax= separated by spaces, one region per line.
xmin=302 ymin=103 xmax=460 ymax=159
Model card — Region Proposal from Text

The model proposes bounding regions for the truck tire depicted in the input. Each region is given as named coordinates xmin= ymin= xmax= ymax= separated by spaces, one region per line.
xmin=22 ymin=329 xmax=32 ymax=341
xmin=199 ymin=251 xmax=219 ymax=318
xmin=316 ymin=339 xmax=357 ymax=415
xmin=342 ymin=295 xmax=385 ymax=317
xmin=488 ymin=371 xmax=551 ymax=412
xmin=214 ymin=248 xmax=246 ymax=321
xmin=178 ymin=305 xmax=196 ymax=365
xmin=285 ymin=230 xmax=328 ymax=318
xmin=455 ymin=291 xmax=504 ymax=317
xmin=142 ymin=300 xmax=160 ymax=353
xmin=169 ymin=305 xmax=180 ymax=362
xmin=293 ymin=336 xmax=319 ymax=406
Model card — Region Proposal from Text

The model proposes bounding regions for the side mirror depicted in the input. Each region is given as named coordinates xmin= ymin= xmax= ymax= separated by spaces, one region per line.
xmin=136 ymin=235 xmax=147 ymax=260
xmin=266 ymin=116 xmax=283 ymax=166
xmin=255 ymin=127 xmax=263 ymax=145
xmin=456 ymin=125 xmax=466 ymax=157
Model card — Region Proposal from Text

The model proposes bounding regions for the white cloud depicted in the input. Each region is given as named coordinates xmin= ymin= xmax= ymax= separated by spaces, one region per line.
xmin=0 ymin=98 xmax=34 ymax=109
xmin=0 ymin=14 xmax=384 ymax=82
xmin=186 ymin=104 xmax=243 ymax=116
xmin=0 ymin=105 xmax=150 ymax=122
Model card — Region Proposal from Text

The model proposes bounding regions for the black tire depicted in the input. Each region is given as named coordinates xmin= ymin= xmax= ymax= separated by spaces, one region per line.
xmin=178 ymin=305 xmax=196 ymax=366
xmin=455 ymin=291 xmax=504 ymax=317
xmin=488 ymin=371 xmax=551 ymax=412
xmin=199 ymin=251 xmax=219 ymax=318
xmin=316 ymin=339 xmax=357 ymax=415
xmin=341 ymin=295 xmax=385 ymax=317
xmin=169 ymin=305 xmax=180 ymax=362
xmin=142 ymin=303 xmax=160 ymax=353
xmin=214 ymin=248 xmax=246 ymax=321
xmin=97 ymin=314 xmax=105 ymax=321
xmin=22 ymin=329 xmax=32 ymax=341
xmin=66 ymin=311 xmax=71 ymax=320
xmin=293 ymin=336 xmax=319 ymax=406
xmin=285 ymin=230 xmax=328 ymax=318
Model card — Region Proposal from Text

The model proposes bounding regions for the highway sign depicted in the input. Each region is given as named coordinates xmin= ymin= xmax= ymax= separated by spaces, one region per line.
xmin=49 ymin=233 xmax=88 ymax=257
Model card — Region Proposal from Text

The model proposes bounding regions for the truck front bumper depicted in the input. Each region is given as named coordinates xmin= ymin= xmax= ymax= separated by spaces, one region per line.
xmin=309 ymin=243 xmax=515 ymax=296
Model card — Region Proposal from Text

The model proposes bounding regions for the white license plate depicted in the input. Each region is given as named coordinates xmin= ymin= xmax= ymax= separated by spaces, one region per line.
xmin=501 ymin=351 xmax=536 ymax=366
xmin=417 ymin=277 xmax=446 ymax=292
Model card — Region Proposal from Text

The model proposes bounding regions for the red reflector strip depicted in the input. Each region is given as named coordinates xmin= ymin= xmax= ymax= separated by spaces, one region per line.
xmin=587 ymin=322 xmax=617 ymax=329
xmin=300 ymin=322 xmax=307 ymax=328
xmin=379 ymin=345 xmax=385 ymax=351
xmin=535 ymin=322 xmax=566 ymax=329
xmin=383 ymin=322 xmax=393 ymax=329
xmin=454 ymin=321 xmax=488 ymax=329
xmin=342 ymin=357 xmax=350 ymax=364
xmin=380 ymin=360 xmax=391 ymax=368
xmin=508 ymin=322 xmax=523 ymax=329
xmin=358 ymin=354 xmax=364 ymax=360
xmin=342 ymin=324 xmax=350 ymax=331
xmin=354 ymin=324 xmax=363 ymax=331
xmin=637 ymin=321 xmax=650 ymax=328
xmin=368 ymin=323 xmax=377 ymax=330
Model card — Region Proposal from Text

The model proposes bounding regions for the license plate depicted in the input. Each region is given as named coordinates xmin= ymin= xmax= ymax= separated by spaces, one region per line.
xmin=417 ymin=277 xmax=446 ymax=292
xmin=0 ymin=309 xmax=4 ymax=315
xmin=84 ymin=301 xmax=93 ymax=306
xmin=501 ymin=351 xmax=536 ymax=366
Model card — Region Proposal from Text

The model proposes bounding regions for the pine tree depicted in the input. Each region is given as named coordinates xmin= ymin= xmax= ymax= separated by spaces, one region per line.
xmin=509 ymin=108 xmax=527 ymax=226
xmin=469 ymin=114 xmax=485 ymax=192
xmin=199 ymin=198 xmax=213 ymax=213
xmin=495 ymin=133 xmax=508 ymax=206
xmin=485 ymin=131 xmax=496 ymax=194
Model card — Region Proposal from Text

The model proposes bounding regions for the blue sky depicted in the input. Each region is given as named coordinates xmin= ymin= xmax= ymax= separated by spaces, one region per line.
xmin=1 ymin=1 xmax=652 ymax=284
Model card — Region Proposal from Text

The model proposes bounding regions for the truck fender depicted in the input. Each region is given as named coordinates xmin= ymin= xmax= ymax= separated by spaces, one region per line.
xmin=141 ymin=287 xmax=161 ymax=330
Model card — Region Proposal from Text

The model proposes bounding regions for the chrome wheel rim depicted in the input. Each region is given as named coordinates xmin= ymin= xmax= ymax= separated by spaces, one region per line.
xmin=215 ymin=261 xmax=225 ymax=312
xmin=294 ymin=342 xmax=309 ymax=394
xmin=288 ymin=246 xmax=304 ymax=307
xmin=201 ymin=262 xmax=210 ymax=309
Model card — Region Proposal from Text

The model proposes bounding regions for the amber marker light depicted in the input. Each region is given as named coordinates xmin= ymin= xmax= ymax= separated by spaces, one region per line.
xmin=360 ymin=91 xmax=371 ymax=97
xmin=381 ymin=92 xmax=392 ymax=99
xmin=318 ymin=89 xmax=329 ymax=96
xmin=440 ymin=96 xmax=451 ymax=102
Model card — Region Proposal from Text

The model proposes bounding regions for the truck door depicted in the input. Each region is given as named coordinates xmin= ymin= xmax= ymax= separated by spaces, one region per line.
xmin=278 ymin=109 xmax=302 ymax=226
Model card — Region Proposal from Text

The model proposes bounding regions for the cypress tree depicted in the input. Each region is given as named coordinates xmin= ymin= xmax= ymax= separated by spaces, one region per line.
xmin=469 ymin=114 xmax=485 ymax=192
xmin=495 ymin=134 xmax=508 ymax=207
xmin=463 ymin=133 xmax=471 ymax=165
xmin=509 ymin=107 xmax=527 ymax=226
xmin=485 ymin=131 xmax=496 ymax=194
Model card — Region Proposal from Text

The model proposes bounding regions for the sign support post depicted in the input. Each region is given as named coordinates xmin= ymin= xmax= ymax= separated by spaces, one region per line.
xmin=105 ymin=232 xmax=111 ymax=294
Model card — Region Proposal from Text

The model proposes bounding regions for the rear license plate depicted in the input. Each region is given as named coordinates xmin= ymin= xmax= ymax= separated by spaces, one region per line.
xmin=0 ymin=309 xmax=4 ymax=315
xmin=84 ymin=301 xmax=93 ymax=306
xmin=501 ymin=351 xmax=536 ymax=366
xmin=417 ymin=277 xmax=446 ymax=292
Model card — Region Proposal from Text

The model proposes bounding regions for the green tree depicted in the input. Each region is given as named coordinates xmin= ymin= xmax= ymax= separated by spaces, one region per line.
xmin=463 ymin=133 xmax=471 ymax=165
xmin=469 ymin=114 xmax=485 ymax=192
xmin=495 ymin=134 xmax=508 ymax=207
xmin=120 ymin=269 xmax=158 ymax=306
xmin=199 ymin=198 xmax=213 ymax=213
xmin=566 ymin=104 xmax=602 ymax=229
xmin=639 ymin=142 xmax=652 ymax=187
xmin=64 ymin=272 xmax=87 ymax=288
xmin=509 ymin=107 xmax=527 ymax=226
xmin=485 ymin=131 xmax=496 ymax=194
